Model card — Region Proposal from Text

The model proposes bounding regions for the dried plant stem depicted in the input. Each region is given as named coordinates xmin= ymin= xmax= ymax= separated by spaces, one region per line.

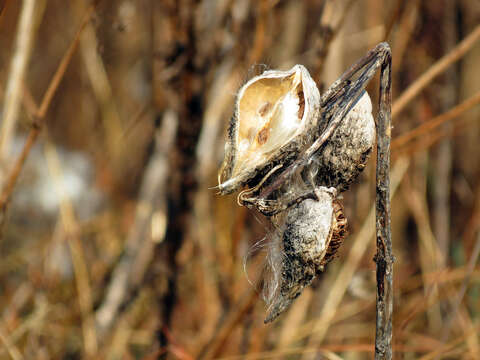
xmin=0 ymin=0 xmax=45 ymax=157
xmin=374 ymin=48 xmax=393 ymax=360
xmin=402 ymin=174 xmax=443 ymax=330
xmin=313 ymin=0 xmax=357 ymax=83
xmin=313 ymin=0 xmax=356 ymax=83
xmin=392 ymin=116 xmax=479 ymax=159
xmin=390 ymin=0 xmax=419 ymax=72
xmin=106 ymin=291 xmax=150 ymax=359
xmin=247 ymin=0 xmax=267 ymax=64
xmin=36 ymin=4 xmax=94 ymax=119
xmin=275 ymin=288 xmax=314 ymax=350
xmin=433 ymin=0 xmax=456 ymax=269
xmin=44 ymin=140 xmax=97 ymax=356
xmin=462 ymin=182 xmax=480 ymax=253
xmin=76 ymin=6 xmax=124 ymax=160
xmin=0 ymin=324 xmax=23 ymax=360
xmin=0 ymin=293 xmax=48 ymax=358
xmin=392 ymin=24 xmax=480 ymax=118
xmin=0 ymin=129 xmax=37 ymax=212
xmin=440 ymin=231 xmax=480 ymax=346
xmin=382 ymin=0 xmax=405 ymax=40
xmin=0 ymin=3 xmax=95 ymax=233
xmin=392 ymin=91 xmax=480 ymax=149
xmin=95 ymin=110 xmax=177 ymax=337
xmin=202 ymin=288 xmax=258 ymax=360
xmin=418 ymin=325 xmax=480 ymax=360
xmin=298 ymin=158 xmax=409 ymax=357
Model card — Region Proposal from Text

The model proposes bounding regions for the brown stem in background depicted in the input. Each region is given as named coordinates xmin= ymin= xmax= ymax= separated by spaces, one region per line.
xmin=394 ymin=114 xmax=479 ymax=159
xmin=312 ymin=0 xmax=358 ymax=84
xmin=151 ymin=0 xmax=206 ymax=352
xmin=392 ymin=90 xmax=480 ymax=150
xmin=201 ymin=289 xmax=258 ymax=360
xmin=392 ymin=24 xmax=480 ymax=118
xmin=95 ymin=110 xmax=178 ymax=338
xmin=382 ymin=0 xmax=405 ymax=41
xmin=0 ymin=3 xmax=96 ymax=237
xmin=432 ymin=0 xmax=457 ymax=265
xmin=0 ymin=0 xmax=45 ymax=156
xmin=438 ymin=231 xmax=480 ymax=356
xmin=247 ymin=0 xmax=267 ymax=64
xmin=44 ymin=138 xmax=98 ymax=355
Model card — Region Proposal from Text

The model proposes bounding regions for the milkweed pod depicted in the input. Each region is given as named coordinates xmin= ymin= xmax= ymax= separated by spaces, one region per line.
xmin=312 ymin=92 xmax=376 ymax=192
xmin=218 ymin=65 xmax=321 ymax=194
xmin=263 ymin=187 xmax=347 ymax=323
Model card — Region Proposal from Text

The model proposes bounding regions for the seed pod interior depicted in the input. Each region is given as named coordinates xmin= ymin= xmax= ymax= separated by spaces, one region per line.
xmin=218 ymin=65 xmax=320 ymax=194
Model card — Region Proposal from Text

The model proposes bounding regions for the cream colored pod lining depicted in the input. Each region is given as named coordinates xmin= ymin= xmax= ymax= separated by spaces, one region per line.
xmin=218 ymin=65 xmax=320 ymax=194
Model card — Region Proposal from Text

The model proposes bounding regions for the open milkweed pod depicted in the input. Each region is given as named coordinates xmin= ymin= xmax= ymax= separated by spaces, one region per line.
xmin=218 ymin=65 xmax=320 ymax=195
xmin=263 ymin=187 xmax=347 ymax=323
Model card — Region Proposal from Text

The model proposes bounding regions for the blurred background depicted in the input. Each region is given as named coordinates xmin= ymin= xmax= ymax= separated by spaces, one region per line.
xmin=0 ymin=0 xmax=479 ymax=359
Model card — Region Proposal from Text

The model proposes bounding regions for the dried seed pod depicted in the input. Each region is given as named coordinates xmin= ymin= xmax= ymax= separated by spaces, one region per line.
xmin=264 ymin=188 xmax=347 ymax=323
xmin=218 ymin=65 xmax=321 ymax=194
xmin=217 ymin=65 xmax=375 ymax=323
xmin=312 ymin=92 xmax=376 ymax=192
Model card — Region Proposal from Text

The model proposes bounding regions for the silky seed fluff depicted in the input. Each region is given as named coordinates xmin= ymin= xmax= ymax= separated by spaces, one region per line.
xmin=264 ymin=187 xmax=345 ymax=323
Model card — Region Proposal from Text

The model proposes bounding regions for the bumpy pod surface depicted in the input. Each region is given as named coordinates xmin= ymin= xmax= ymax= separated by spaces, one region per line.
xmin=312 ymin=92 xmax=375 ymax=192
xmin=264 ymin=188 xmax=347 ymax=323
xmin=218 ymin=65 xmax=320 ymax=194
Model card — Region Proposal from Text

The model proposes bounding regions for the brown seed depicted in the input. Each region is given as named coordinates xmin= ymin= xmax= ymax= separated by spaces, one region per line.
xmin=297 ymin=90 xmax=305 ymax=120
xmin=256 ymin=127 xmax=269 ymax=144
xmin=257 ymin=101 xmax=271 ymax=116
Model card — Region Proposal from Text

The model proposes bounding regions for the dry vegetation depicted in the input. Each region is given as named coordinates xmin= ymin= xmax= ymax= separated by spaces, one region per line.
xmin=0 ymin=0 xmax=480 ymax=359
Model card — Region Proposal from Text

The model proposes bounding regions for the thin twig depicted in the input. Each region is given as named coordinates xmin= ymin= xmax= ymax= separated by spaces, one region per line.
xmin=439 ymin=231 xmax=480 ymax=346
xmin=382 ymin=0 xmax=405 ymax=41
xmin=0 ymin=0 xmax=44 ymax=156
xmin=432 ymin=0 xmax=457 ymax=268
xmin=202 ymin=288 xmax=259 ymax=360
xmin=392 ymin=91 xmax=480 ymax=149
xmin=392 ymin=24 xmax=480 ymax=118
xmin=0 ymin=3 xmax=96 ymax=234
xmin=418 ymin=324 xmax=480 ymax=360
xmin=44 ymin=139 xmax=98 ymax=356
xmin=95 ymin=110 xmax=178 ymax=338
xmin=76 ymin=8 xmax=124 ymax=160
xmin=37 ymin=3 xmax=96 ymax=119
xmin=247 ymin=0 xmax=267 ymax=64
xmin=402 ymin=174 xmax=443 ymax=331
xmin=0 ymin=324 xmax=23 ymax=360
xmin=390 ymin=0 xmax=419 ymax=72
xmin=394 ymin=115 xmax=478 ymax=158
xmin=313 ymin=0 xmax=358 ymax=84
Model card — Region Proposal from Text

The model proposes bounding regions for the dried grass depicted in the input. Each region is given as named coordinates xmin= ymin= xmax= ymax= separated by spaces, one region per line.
xmin=0 ymin=0 xmax=479 ymax=358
